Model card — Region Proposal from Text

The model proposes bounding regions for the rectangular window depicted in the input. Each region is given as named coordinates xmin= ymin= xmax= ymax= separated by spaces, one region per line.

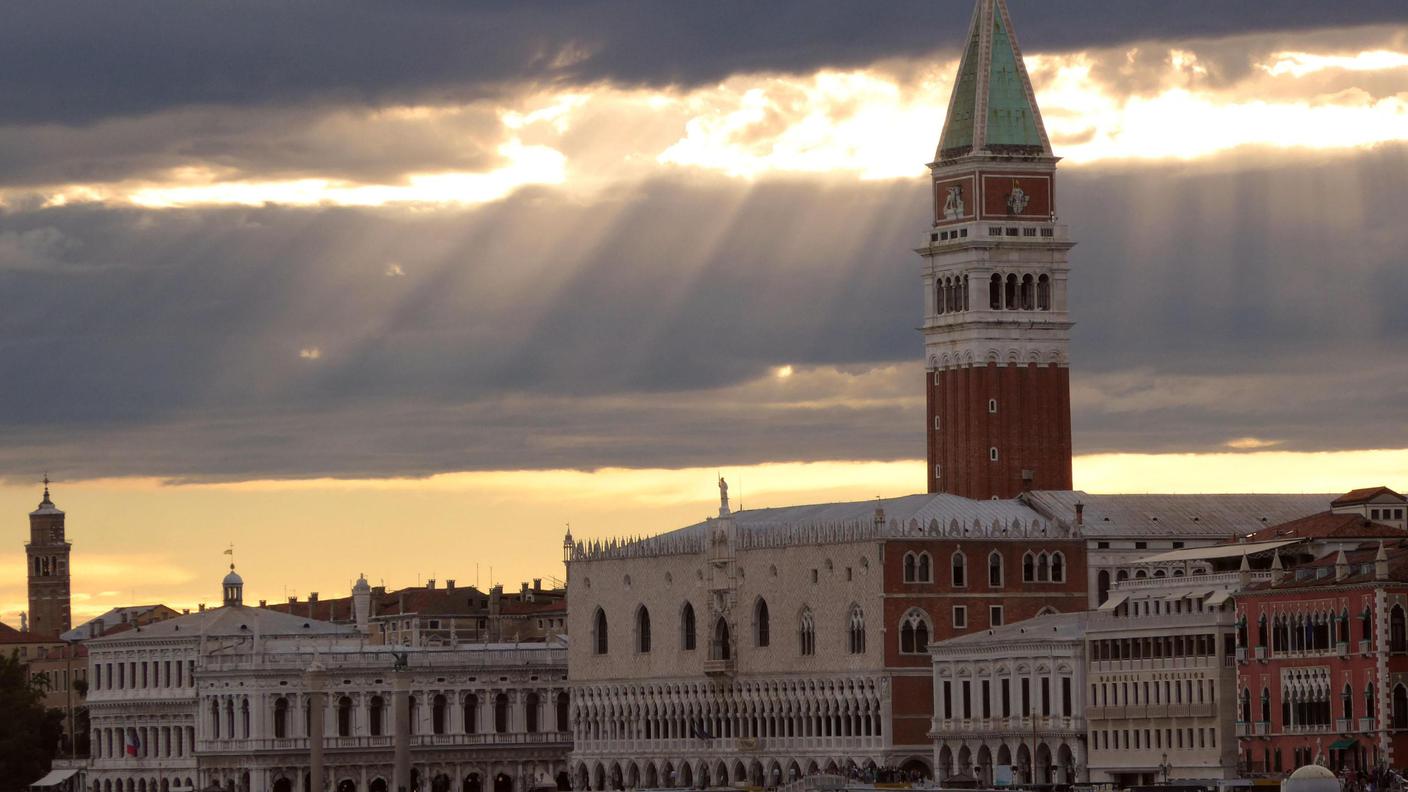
xmin=1041 ymin=677 xmax=1051 ymax=716
xmin=934 ymin=416 xmax=941 ymax=431
xmin=962 ymin=681 xmax=972 ymax=719
xmin=1021 ymin=678 xmax=1031 ymax=716
xmin=1135 ymin=541 xmax=1147 ymax=549
xmin=1002 ymin=679 xmax=1011 ymax=717
xmin=952 ymin=606 xmax=967 ymax=628
xmin=989 ymin=605 xmax=1004 ymax=626
xmin=935 ymin=464 xmax=942 ymax=480
xmin=1097 ymin=541 xmax=1109 ymax=549
xmin=943 ymin=681 xmax=952 ymax=719
xmin=982 ymin=680 xmax=991 ymax=718
xmin=1062 ymin=677 xmax=1072 ymax=716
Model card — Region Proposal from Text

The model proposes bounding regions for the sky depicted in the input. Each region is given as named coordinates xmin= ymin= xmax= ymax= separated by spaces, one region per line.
xmin=3 ymin=1 xmax=1408 ymax=626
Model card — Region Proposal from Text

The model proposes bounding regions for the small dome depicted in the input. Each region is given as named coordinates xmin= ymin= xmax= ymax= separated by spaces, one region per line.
xmin=1283 ymin=764 xmax=1340 ymax=792
xmin=353 ymin=573 xmax=371 ymax=593
xmin=222 ymin=565 xmax=244 ymax=588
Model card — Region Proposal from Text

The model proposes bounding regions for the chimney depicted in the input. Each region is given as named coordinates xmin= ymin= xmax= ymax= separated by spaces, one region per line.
xmin=288 ymin=596 xmax=298 ymax=605
xmin=1074 ymin=502 xmax=1085 ymax=526
xmin=521 ymin=582 xmax=529 ymax=595
xmin=199 ymin=603 xmax=206 ymax=612
xmin=259 ymin=599 xmax=267 ymax=608
xmin=426 ymin=579 xmax=436 ymax=590
xmin=533 ymin=578 xmax=542 ymax=590
xmin=310 ymin=592 xmax=319 ymax=603
xmin=1377 ymin=541 xmax=1390 ymax=581
xmin=446 ymin=580 xmax=456 ymax=591
xmin=1335 ymin=549 xmax=1350 ymax=582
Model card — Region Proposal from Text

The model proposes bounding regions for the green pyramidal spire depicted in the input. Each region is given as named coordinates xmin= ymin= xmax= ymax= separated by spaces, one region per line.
xmin=936 ymin=0 xmax=1051 ymax=162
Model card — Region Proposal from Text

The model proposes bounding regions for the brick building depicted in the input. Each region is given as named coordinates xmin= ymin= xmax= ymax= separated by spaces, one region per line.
xmin=1235 ymin=491 xmax=1408 ymax=777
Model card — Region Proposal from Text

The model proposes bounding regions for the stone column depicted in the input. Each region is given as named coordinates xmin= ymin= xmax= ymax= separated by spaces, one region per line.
xmin=393 ymin=672 xmax=413 ymax=792
xmin=307 ymin=664 xmax=327 ymax=792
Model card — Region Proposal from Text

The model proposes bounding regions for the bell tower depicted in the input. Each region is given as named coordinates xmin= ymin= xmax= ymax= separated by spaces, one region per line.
xmin=26 ymin=476 xmax=72 ymax=634
xmin=919 ymin=0 xmax=1074 ymax=499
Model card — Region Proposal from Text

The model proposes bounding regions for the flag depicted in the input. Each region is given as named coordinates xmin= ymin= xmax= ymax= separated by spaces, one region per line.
xmin=124 ymin=730 xmax=140 ymax=757
xmin=690 ymin=719 xmax=712 ymax=741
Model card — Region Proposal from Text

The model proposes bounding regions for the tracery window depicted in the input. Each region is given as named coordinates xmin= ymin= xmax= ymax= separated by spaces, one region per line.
xmin=799 ymin=609 xmax=816 ymax=656
xmin=681 ymin=602 xmax=697 ymax=651
xmin=593 ymin=608 xmax=608 ymax=655
xmin=950 ymin=551 xmax=965 ymax=587
xmin=636 ymin=606 xmax=652 ymax=653
xmin=848 ymin=605 xmax=866 ymax=654
xmin=900 ymin=609 xmax=932 ymax=654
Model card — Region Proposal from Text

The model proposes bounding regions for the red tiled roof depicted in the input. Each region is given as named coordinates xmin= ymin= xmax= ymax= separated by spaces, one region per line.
xmin=1241 ymin=511 xmax=1408 ymax=543
xmin=0 ymin=630 xmax=63 ymax=645
xmin=1332 ymin=486 xmax=1404 ymax=507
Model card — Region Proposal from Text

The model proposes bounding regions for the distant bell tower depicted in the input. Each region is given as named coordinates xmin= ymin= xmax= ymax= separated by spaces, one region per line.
xmin=26 ymin=476 xmax=72 ymax=634
xmin=919 ymin=0 xmax=1074 ymax=499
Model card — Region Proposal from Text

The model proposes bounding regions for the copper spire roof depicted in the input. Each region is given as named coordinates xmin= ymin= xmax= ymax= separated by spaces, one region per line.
xmin=936 ymin=0 xmax=1052 ymax=162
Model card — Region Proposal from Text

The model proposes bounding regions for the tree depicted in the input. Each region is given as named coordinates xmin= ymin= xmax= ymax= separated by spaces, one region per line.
xmin=0 ymin=653 xmax=65 ymax=792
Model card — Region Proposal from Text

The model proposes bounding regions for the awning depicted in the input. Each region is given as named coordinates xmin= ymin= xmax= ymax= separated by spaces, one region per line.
xmin=1135 ymin=538 xmax=1304 ymax=564
xmin=1205 ymin=590 xmax=1234 ymax=606
xmin=1098 ymin=592 xmax=1130 ymax=611
xmin=1329 ymin=738 xmax=1358 ymax=751
xmin=30 ymin=770 xmax=78 ymax=788
xmin=1162 ymin=590 xmax=1193 ymax=601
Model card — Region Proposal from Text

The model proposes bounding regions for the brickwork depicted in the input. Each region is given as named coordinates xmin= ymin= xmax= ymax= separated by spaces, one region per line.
xmin=927 ymin=364 xmax=1073 ymax=500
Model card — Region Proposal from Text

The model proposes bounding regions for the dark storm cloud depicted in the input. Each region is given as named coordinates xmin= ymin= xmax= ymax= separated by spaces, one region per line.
xmin=2 ymin=145 xmax=1408 ymax=480
xmin=0 ymin=104 xmax=503 ymax=187
xmin=4 ymin=1 xmax=1408 ymax=126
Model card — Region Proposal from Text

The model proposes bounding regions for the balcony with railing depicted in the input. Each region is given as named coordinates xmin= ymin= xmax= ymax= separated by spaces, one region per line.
xmin=196 ymin=731 xmax=569 ymax=755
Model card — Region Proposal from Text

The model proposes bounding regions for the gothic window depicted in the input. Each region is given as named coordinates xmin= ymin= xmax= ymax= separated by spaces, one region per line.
xmin=712 ymin=617 xmax=731 ymax=661
xmin=798 ymin=609 xmax=816 ymax=656
xmin=1344 ymin=684 xmax=1354 ymax=720
xmin=990 ymin=274 xmax=1002 ymax=310
xmin=432 ymin=694 xmax=447 ymax=735
xmin=754 ymin=599 xmax=770 ymax=647
xmin=1037 ymin=274 xmax=1051 ymax=310
xmin=900 ymin=609 xmax=932 ymax=654
xmin=1036 ymin=552 xmax=1049 ymax=582
xmin=273 ymin=698 xmax=288 ymax=739
xmin=1020 ymin=274 xmax=1034 ymax=310
xmin=903 ymin=553 xmax=917 ymax=583
xmin=1051 ymin=552 xmax=1065 ymax=582
xmin=337 ymin=696 xmax=352 ymax=737
xmin=988 ymin=551 xmax=1003 ymax=587
xmin=1340 ymin=608 xmax=1350 ymax=643
xmin=636 ymin=606 xmax=652 ymax=653
xmin=1023 ymin=552 xmax=1036 ymax=582
xmin=210 ymin=701 xmax=220 ymax=739
xmin=1366 ymin=683 xmax=1376 ymax=719
xmin=1260 ymin=688 xmax=1271 ymax=723
xmin=555 ymin=692 xmax=570 ymax=733
xmin=951 ymin=551 xmax=966 ymax=587
xmin=1395 ymin=685 xmax=1408 ymax=730
xmin=848 ymin=605 xmax=866 ymax=654
xmin=936 ymin=279 xmax=946 ymax=316
xmin=593 ymin=608 xmax=608 ymax=655
xmin=1362 ymin=607 xmax=1373 ymax=645
xmin=1005 ymin=273 xmax=1018 ymax=309
xmin=1240 ymin=688 xmax=1251 ymax=722
xmin=525 ymin=692 xmax=540 ymax=733
xmin=1391 ymin=606 xmax=1406 ymax=653
xmin=494 ymin=693 xmax=509 ymax=733
xmin=681 ymin=602 xmax=697 ymax=651
xmin=911 ymin=552 xmax=929 ymax=583
xmin=369 ymin=696 xmax=384 ymax=736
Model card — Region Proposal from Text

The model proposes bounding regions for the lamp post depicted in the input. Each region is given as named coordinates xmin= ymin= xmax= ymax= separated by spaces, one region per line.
xmin=1159 ymin=753 xmax=1171 ymax=785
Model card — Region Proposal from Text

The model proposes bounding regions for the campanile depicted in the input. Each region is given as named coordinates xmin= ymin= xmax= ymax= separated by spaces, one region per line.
xmin=919 ymin=0 xmax=1073 ymax=499
xmin=26 ymin=477 xmax=72 ymax=634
